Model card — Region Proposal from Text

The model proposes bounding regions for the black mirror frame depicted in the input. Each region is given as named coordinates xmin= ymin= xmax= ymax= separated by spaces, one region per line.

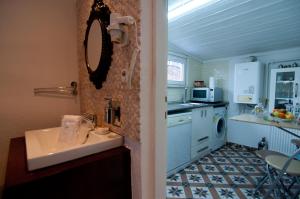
xmin=84 ymin=0 xmax=113 ymax=89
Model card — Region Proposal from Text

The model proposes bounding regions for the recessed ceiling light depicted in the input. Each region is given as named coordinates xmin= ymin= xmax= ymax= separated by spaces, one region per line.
xmin=168 ymin=0 xmax=214 ymax=20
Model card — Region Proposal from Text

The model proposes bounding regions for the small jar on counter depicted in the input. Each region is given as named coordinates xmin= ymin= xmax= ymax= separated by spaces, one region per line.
xmin=252 ymin=103 xmax=264 ymax=118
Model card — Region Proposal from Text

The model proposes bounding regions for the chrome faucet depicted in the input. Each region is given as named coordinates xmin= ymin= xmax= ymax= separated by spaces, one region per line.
xmin=81 ymin=113 xmax=97 ymax=130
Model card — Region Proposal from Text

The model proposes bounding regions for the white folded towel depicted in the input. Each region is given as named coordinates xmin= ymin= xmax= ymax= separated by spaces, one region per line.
xmin=57 ymin=115 xmax=83 ymax=149
xmin=62 ymin=115 xmax=82 ymax=122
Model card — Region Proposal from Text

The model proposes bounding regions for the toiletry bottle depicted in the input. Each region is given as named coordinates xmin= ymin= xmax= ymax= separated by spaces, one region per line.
xmin=258 ymin=137 xmax=268 ymax=150
xmin=105 ymin=98 xmax=113 ymax=124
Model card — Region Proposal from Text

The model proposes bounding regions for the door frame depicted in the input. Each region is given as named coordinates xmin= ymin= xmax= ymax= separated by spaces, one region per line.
xmin=140 ymin=0 xmax=168 ymax=198
xmin=153 ymin=0 xmax=168 ymax=198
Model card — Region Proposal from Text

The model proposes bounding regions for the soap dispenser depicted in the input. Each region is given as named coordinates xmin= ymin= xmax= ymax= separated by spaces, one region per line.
xmin=105 ymin=98 xmax=113 ymax=124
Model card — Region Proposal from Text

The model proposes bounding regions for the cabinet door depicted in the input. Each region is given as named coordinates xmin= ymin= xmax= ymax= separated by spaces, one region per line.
xmin=192 ymin=107 xmax=213 ymax=147
xmin=204 ymin=107 xmax=213 ymax=136
xmin=269 ymin=68 xmax=300 ymax=113
xmin=192 ymin=108 xmax=203 ymax=147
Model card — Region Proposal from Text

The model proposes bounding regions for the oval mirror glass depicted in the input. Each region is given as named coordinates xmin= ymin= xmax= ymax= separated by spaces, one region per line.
xmin=87 ymin=20 xmax=102 ymax=71
xmin=84 ymin=0 xmax=113 ymax=89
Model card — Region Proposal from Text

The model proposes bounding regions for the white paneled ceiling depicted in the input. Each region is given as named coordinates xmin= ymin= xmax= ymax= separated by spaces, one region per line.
xmin=168 ymin=0 xmax=300 ymax=60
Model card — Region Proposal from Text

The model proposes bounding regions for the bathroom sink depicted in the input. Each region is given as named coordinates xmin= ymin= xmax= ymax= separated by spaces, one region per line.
xmin=25 ymin=127 xmax=123 ymax=171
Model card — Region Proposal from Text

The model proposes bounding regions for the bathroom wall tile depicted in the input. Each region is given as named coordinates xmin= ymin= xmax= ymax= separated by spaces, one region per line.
xmin=77 ymin=0 xmax=141 ymax=141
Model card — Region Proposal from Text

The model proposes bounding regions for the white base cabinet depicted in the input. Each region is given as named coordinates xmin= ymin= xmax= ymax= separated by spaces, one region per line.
xmin=191 ymin=107 xmax=213 ymax=159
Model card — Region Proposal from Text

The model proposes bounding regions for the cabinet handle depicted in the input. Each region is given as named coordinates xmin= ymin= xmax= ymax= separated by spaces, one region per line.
xmin=197 ymin=136 xmax=209 ymax=142
xmin=197 ymin=146 xmax=209 ymax=153
xmin=205 ymin=110 xmax=207 ymax=117
xmin=178 ymin=119 xmax=184 ymax=123
xmin=201 ymin=110 xmax=203 ymax=117
xmin=295 ymin=83 xmax=298 ymax=98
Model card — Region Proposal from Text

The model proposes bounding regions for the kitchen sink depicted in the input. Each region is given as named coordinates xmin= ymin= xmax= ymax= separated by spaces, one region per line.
xmin=180 ymin=102 xmax=207 ymax=106
xmin=189 ymin=102 xmax=206 ymax=105
xmin=25 ymin=127 xmax=123 ymax=171
xmin=179 ymin=103 xmax=193 ymax=106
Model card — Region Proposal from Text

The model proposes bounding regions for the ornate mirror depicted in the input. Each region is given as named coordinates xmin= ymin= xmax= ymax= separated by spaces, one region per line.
xmin=84 ymin=0 xmax=113 ymax=89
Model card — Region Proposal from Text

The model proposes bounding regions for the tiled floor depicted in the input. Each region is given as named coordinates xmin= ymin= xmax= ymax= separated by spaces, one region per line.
xmin=166 ymin=143 xmax=299 ymax=199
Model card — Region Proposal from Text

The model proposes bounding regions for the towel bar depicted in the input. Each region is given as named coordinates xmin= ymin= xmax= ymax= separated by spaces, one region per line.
xmin=34 ymin=81 xmax=77 ymax=96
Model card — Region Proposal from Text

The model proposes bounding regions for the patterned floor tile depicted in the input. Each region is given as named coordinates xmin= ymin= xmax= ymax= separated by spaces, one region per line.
xmin=281 ymin=175 xmax=294 ymax=185
xmin=247 ymin=157 xmax=265 ymax=165
xmin=239 ymin=165 xmax=259 ymax=173
xmin=238 ymin=151 xmax=257 ymax=158
xmin=239 ymin=188 xmax=263 ymax=199
xmin=219 ymin=165 xmax=239 ymax=173
xmin=210 ymin=151 xmax=223 ymax=157
xmin=186 ymin=174 xmax=205 ymax=183
xmin=250 ymin=175 xmax=271 ymax=186
xmin=228 ymin=175 xmax=251 ymax=185
xmin=167 ymin=174 xmax=183 ymax=182
xmin=213 ymin=157 xmax=231 ymax=164
xmin=257 ymin=165 xmax=267 ymax=173
xmin=290 ymin=188 xmax=300 ymax=197
xmin=215 ymin=188 xmax=239 ymax=199
xmin=184 ymin=164 xmax=199 ymax=172
xmin=190 ymin=187 xmax=213 ymax=199
xmin=166 ymin=143 xmax=294 ymax=199
xmin=202 ymin=164 xmax=219 ymax=173
xmin=229 ymin=157 xmax=248 ymax=164
xmin=166 ymin=186 xmax=186 ymax=198
xmin=229 ymin=144 xmax=248 ymax=151
xmin=207 ymin=174 xmax=228 ymax=184
xmin=197 ymin=157 xmax=213 ymax=164
xmin=222 ymin=151 xmax=240 ymax=157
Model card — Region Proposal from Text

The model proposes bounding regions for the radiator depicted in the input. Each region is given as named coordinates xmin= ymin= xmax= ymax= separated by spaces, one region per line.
xmin=268 ymin=126 xmax=300 ymax=156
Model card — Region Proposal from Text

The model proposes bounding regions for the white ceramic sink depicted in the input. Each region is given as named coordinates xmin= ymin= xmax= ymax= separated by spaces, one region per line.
xmin=25 ymin=127 xmax=123 ymax=171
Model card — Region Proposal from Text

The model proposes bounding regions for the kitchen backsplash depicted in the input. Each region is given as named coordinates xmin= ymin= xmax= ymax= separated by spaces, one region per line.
xmin=168 ymin=87 xmax=191 ymax=103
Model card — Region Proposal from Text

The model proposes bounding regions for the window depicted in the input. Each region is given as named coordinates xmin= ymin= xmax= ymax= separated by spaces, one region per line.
xmin=168 ymin=54 xmax=187 ymax=86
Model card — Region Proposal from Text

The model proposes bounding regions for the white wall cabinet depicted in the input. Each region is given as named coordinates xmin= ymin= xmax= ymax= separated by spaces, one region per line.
xmin=269 ymin=67 xmax=300 ymax=117
xmin=191 ymin=107 xmax=213 ymax=159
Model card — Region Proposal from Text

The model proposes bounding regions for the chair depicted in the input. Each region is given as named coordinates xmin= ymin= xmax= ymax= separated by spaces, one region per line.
xmin=265 ymin=147 xmax=300 ymax=199
xmin=254 ymin=150 xmax=287 ymax=194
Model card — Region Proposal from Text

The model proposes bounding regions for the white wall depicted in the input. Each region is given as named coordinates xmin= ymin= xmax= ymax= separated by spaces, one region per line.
xmin=168 ymin=44 xmax=203 ymax=102
xmin=0 ymin=0 xmax=79 ymax=195
xmin=201 ymin=47 xmax=300 ymax=151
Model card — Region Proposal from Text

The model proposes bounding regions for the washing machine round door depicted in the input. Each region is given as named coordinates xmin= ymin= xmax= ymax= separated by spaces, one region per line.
xmin=215 ymin=116 xmax=226 ymax=138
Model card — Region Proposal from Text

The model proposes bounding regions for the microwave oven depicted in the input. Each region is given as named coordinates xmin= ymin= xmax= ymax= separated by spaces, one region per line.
xmin=191 ymin=87 xmax=223 ymax=102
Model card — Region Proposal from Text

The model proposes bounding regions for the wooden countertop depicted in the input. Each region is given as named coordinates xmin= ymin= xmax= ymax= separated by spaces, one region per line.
xmin=229 ymin=114 xmax=300 ymax=130
xmin=4 ymin=137 xmax=130 ymax=188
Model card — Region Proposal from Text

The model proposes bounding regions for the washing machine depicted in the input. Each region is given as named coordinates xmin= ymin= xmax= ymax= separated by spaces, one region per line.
xmin=210 ymin=106 xmax=227 ymax=151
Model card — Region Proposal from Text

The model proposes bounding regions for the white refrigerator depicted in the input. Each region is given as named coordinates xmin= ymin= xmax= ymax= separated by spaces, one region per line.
xmin=269 ymin=67 xmax=300 ymax=117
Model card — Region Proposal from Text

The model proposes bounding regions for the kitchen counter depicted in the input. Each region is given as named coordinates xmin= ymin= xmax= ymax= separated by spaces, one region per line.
xmin=230 ymin=114 xmax=300 ymax=131
xmin=168 ymin=101 xmax=228 ymax=114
